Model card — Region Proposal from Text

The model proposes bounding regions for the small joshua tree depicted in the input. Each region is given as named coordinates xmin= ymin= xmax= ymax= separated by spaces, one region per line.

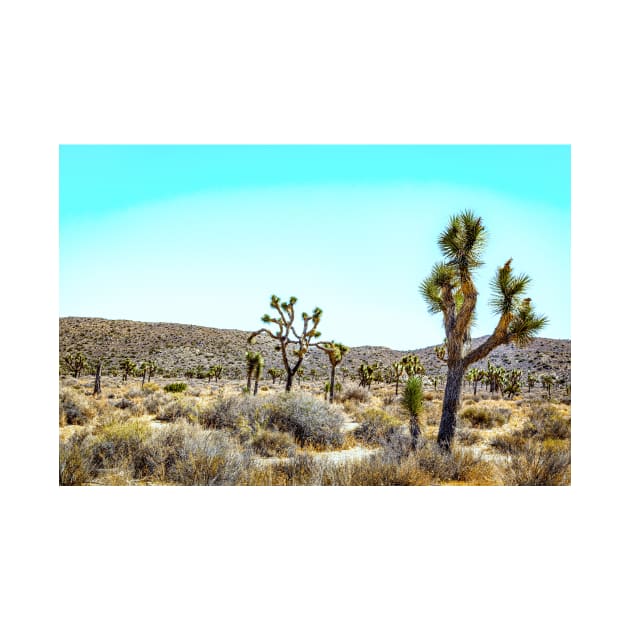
xmin=315 ymin=341 xmax=349 ymax=403
xmin=526 ymin=372 xmax=538 ymax=393
xmin=358 ymin=363 xmax=377 ymax=390
xmin=209 ymin=365 xmax=223 ymax=383
xmin=401 ymin=354 xmax=425 ymax=378
xmin=390 ymin=361 xmax=405 ymax=396
xmin=120 ymin=358 xmax=136 ymax=383
xmin=245 ymin=351 xmax=261 ymax=392
xmin=466 ymin=367 xmax=484 ymax=395
xmin=145 ymin=361 xmax=158 ymax=382
xmin=502 ymin=369 xmax=523 ymax=399
xmin=402 ymin=376 xmax=424 ymax=451
xmin=63 ymin=352 xmax=88 ymax=378
xmin=420 ymin=211 xmax=547 ymax=450
xmin=248 ymin=295 xmax=323 ymax=392
xmin=540 ymin=373 xmax=556 ymax=399
xmin=252 ymin=354 xmax=264 ymax=396
xmin=139 ymin=361 xmax=149 ymax=387
xmin=268 ymin=367 xmax=284 ymax=385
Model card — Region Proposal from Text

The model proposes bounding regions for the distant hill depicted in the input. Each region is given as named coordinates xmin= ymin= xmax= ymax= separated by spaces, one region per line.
xmin=59 ymin=317 xmax=571 ymax=382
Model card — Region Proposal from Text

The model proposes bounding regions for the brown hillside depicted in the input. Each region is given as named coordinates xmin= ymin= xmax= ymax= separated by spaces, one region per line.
xmin=59 ymin=317 xmax=570 ymax=382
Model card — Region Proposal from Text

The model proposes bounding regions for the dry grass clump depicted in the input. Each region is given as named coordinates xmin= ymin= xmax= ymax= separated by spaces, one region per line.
xmin=156 ymin=397 xmax=201 ymax=423
xmin=249 ymin=428 xmax=297 ymax=457
xmin=198 ymin=395 xmax=262 ymax=432
xmin=246 ymin=439 xmax=495 ymax=486
xmin=59 ymin=387 xmax=98 ymax=426
xmin=354 ymin=407 xmax=404 ymax=445
xmin=489 ymin=433 xmax=527 ymax=455
xmin=339 ymin=385 xmax=371 ymax=404
xmin=518 ymin=402 xmax=570 ymax=440
xmin=500 ymin=440 xmax=570 ymax=486
xmin=455 ymin=427 xmax=483 ymax=446
xmin=59 ymin=430 xmax=98 ymax=484
xmin=459 ymin=404 xmax=511 ymax=429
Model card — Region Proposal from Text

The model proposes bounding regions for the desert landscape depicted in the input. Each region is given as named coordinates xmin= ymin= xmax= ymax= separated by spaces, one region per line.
xmin=59 ymin=315 xmax=570 ymax=486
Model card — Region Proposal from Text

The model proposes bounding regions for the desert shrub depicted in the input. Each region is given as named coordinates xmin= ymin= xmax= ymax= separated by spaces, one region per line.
xmin=156 ymin=398 xmax=200 ymax=423
xmin=143 ymin=391 xmax=172 ymax=415
xmin=423 ymin=392 xmax=435 ymax=401
xmin=199 ymin=395 xmax=262 ymax=432
xmin=459 ymin=405 xmax=511 ymax=429
xmin=59 ymin=431 xmax=97 ymax=485
xmin=249 ymin=429 xmax=297 ymax=457
xmin=249 ymin=453 xmax=320 ymax=486
xmin=164 ymin=382 xmax=187 ymax=393
xmin=339 ymin=386 xmax=370 ymax=404
xmin=456 ymin=427 xmax=483 ymax=446
xmin=519 ymin=402 xmax=570 ymax=440
xmin=264 ymin=393 xmax=345 ymax=449
xmin=489 ymin=433 xmax=527 ymax=455
xmin=354 ymin=408 xmax=403 ymax=445
xmin=155 ymin=427 xmax=247 ymax=485
xmin=90 ymin=419 xmax=152 ymax=469
xmin=59 ymin=387 xmax=98 ymax=426
xmin=500 ymin=441 xmax=570 ymax=485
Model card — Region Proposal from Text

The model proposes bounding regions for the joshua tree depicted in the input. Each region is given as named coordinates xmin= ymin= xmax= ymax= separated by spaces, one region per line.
xmin=390 ymin=361 xmax=405 ymax=396
xmin=485 ymin=361 xmax=505 ymax=395
xmin=315 ymin=341 xmax=349 ymax=403
xmin=402 ymin=376 xmax=424 ymax=451
xmin=420 ymin=211 xmax=547 ymax=450
xmin=466 ymin=367 xmax=484 ymax=395
xmin=358 ymin=363 xmax=377 ymax=390
xmin=139 ymin=361 xmax=149 ymax=387
xmin=296 ymin=367 xmax=305 ymax=384
xmin=93 ymin=359 xmax=103 ymax=395
xmin=248 ymin=295 xmax=323 ymax=392
xmin=120 ymin=358 xmax=136 ymax=383
xmin=401 ymin=354 xmax=425 ymax=378
xmin=268 ymin=367 xmax=284 ymax=385
xmin=502 ymin=369 xmax=523 ymax=399
xmin=207 ymin=365 xmax=223 ymax=383
xmin=245 ymin=351 xmax=260 ymax=392
xmin=252 ymin=354 xmax=264 ymax=396
xmin=63 ymin=352 xmax=88 ymax=378
xmin=526 ymin=372 xmax=538 ymax=393
xmin=540 ymin=373 xmax=556 ymax=399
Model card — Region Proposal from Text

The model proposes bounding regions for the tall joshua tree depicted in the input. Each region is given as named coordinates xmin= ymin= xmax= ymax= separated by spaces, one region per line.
xmin=316 ymin=341 xmax=349 ymax=403
xmin=93 ymin=359 xmax=103 ymax=395
xmin=420 ymin=211 xmax=547 ymax=450
xmin=248 ymin=295 xmax=323 ymax=392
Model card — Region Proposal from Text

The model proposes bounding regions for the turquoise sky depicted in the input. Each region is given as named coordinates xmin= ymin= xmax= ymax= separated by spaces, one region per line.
xmin=59 ymin=145 xmax=570 ymax=349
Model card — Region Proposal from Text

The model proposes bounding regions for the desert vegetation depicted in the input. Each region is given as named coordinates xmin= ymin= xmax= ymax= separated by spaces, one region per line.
xmin=59 ymin=212 xmax=569 ymax=485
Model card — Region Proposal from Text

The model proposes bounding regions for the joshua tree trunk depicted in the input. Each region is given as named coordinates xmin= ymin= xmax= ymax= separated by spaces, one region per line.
xmin=395 ymin=378 xmax=399 ymax=396
xmin=142 ymin=370 xmax=147 ymax=388
xmin=246 ymin=374 xmax=252 ymax=392
xmin=93 ymin=361 xmax=102 ymax=396
xmin=329 ymin=365 xmax=336 ymax=403
xmin=437 ymin=361 xmax=465 ymax=449
xmin=410 ymin=413 xmax=420 ymax=451
xmin=285 ymin=370 xmax=294 ymax=392
xmin=253 ymin=377 xmax=259 ymax=396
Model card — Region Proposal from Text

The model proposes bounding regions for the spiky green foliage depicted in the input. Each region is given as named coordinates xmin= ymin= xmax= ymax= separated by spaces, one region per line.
xmin=419 ymin=211 xmax=547 ymax=450
xmin=502 ymin=369 xmax=523 ymax=399
xmin=401 ymin=354 xmax=425 ymax=377
xmin=249 ymin=294 xmax=323 ymax=392
xmin=402 ymin=376 xmax=424 ymax=450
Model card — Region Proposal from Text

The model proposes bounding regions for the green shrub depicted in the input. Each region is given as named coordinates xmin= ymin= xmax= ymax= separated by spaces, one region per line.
xmin=519 ymin=402 xmax=570 ymax=440
xmin=164 ymin=382 xmax=188 ymax=393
